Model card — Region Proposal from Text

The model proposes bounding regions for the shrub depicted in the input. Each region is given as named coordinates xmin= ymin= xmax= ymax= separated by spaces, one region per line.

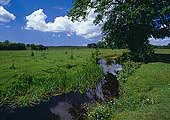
xmin=31 ymin=51 xmax=34 ymax=56
xmin=116 ymin=44 xmax=154 ymax=63
xmin=19 ymin=73 xmax=33 ymax=85
xmin=70 ymin=51 xmax=74 ymax=59
xmin=117 ymin=61 xmax=142 ymax=84
xmin=9 ymin=59 xmax=16 ymax=69
xmin=88 ymin=104 xmax=112 ymax=120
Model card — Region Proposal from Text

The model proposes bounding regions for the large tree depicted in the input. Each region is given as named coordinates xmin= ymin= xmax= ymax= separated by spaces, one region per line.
xmin=69 ymin=0 xmax=170 ymax=61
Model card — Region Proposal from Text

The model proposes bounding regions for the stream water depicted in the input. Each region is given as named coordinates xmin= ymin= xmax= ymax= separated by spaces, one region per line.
xmin=0 ymin=59 xmax=122 ymax=120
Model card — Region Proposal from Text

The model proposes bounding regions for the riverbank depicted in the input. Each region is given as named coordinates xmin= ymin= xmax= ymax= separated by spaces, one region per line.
xmin=88 ymin=62 xmax=170 ymax=120
xmin=0 ymin=59 xmax=122 ymax=120
xmin=0 ymin=48 xmax=125 ymax=108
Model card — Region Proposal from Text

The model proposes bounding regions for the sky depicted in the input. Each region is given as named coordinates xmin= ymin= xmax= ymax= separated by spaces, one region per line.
xmin=0 ymin=0 xmax=170 ymax=46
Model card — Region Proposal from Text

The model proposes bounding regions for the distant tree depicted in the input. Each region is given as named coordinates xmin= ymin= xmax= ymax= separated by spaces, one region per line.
xmin=87 ymin=43 xmax=97 ymax=48
xmin=31 ymin=44 xmax=48 ymax=51
xmin=4 ymin=40 xmax=10 ymax=44
xmin=167 ymin=43 xmax=170 ymax=48
xmin=37 ymin=45 xmax=48 ymax=51
xmin=27 ymin=44 xmax=30 ymax=47
xmin=0 ymin=41 xmax=26 ymax=50
xmin=30 ymin=44 xmax=38 ymax=50
xmin=97 ymin=41 xmax=107 ymax=48
xmin=97 ymin=40 xmax=127 ymax=49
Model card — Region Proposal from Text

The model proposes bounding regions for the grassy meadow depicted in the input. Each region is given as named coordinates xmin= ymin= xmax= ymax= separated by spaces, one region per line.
xmin=0 ymin=48 xmax=125 ymax=107
xmin=88 ymin=49 xmax=170 ymax=120
xmin=0 ymin=47 xmax=170 ymax=120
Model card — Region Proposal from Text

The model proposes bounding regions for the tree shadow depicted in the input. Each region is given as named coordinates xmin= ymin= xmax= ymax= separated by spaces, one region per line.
xmin=152 ymin=53 xmax=170 ymax=63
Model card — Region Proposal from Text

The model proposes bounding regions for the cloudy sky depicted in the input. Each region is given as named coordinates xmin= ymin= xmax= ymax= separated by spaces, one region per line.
xmin=0 ymin=0 xmax=169 ymax=46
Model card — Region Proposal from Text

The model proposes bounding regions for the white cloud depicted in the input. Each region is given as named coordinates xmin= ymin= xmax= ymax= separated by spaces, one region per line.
xmin=25 ymin=9 xmax=102 ymax=39
xmin=67 ymin=33 xmax=72 ymax=37
xmin=0 ymin=0 xmax=10 ymax=5
xmin=149 ymin=37 xmax=170 ymax=46
xmin=0 ymin=6 xmax=16 ymax=22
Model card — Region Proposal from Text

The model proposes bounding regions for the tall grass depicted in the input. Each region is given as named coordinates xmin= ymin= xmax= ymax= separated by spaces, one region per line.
xmin=0 ymin=60 xmax=103 ymax=107
xmin=0 ymin=48 xmax=125 ymax=108
xmin=87 ymin=62 xmax=170 ymax=120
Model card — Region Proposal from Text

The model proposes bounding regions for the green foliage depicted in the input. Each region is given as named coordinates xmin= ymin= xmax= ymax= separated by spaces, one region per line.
xmin=117 ymin=61 xmax=142 ymax=84
xmin=91 ymin=49 xmax=101 ymax=62
xmin=19 ymin=73 xmax=33 ymax=85
xmin=31 ymin=51 xmax=34 ymax=56
xmin=41 ymin=52 xmax=46 ymax=59
xmin=88 ymin=62 xmax=170 ymax=120
xmin=9 ymin=59 xmax=16 ymax=69
xmin=97 ymin=40 xmax=108 ymax=49
xmin=1 ymin=48 xmax=119 ymax=107
xmin=88 ymin=61 xmax=141 ymax=120
xmin=65 ymin=64 xmax=77 ymax=69
xmin=69 ymin=0 xmax=170 ymax=60
xmin=30 ymin=44 xmax=48 ymax=51
xmin=88 ymin=102 xmax=113 ymax=120
xmin=0 ymin=40 xmax=26 ymax=50
xmin=87 ymin=43 xmax=97 ymax=48
xmin=117 ymin=44 xmax=155 ymax=63
xmin=65 ymin=51 xmax=68 ymax=54
xmin=70 ymin=51 xmax=74 ymax=59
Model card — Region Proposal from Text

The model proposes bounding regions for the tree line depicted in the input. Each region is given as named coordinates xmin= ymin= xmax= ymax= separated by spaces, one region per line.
xmin=0 ymin=40 xmax=26 ymax=50
xmin=87 ymin=40 xmax=127 ymax=49
xmin=28 ymin=44 xmax=48 ymax=51
xmin=0 ymin=40 xmax=48 ymax=50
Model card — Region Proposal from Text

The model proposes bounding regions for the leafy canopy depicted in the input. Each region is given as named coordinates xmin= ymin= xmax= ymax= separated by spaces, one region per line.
xmin=69 ymin=0 xmax=170 ymax=52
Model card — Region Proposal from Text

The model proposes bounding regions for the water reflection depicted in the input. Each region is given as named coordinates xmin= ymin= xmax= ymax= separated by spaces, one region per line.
xmin=0 ymin=59 xmax=122 ymax=120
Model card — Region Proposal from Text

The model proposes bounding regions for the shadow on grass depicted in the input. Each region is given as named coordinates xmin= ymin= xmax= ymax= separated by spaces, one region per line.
xmin=152 ymin=53 xmax=170 ymax=63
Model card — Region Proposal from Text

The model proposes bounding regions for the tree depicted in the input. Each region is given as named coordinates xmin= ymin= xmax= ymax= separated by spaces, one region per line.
xmin=168 ymin=43 xmax=170 ymax=48
xmin=69 ymin=0 xmax=170 ymax=62
xmin=97 ymin=40 xmax=107 ymax=48
xmin=30 ymin=44 xmax=38 ymax=50
xmin=30 ymin=44 xmax=48 ymax=51
xmin=87 ymin=43 xmax=97 ymax=48
xmin=0 ymin=41 xmax=26 ymax=50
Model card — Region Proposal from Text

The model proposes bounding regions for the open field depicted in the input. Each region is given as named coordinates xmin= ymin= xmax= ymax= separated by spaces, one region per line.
xmin=155 ymin=49 xmax=170 ymax=54
xmin=0 ymin=48 xmax=126 ymax=107
xmin=0 ymin=48 xmax=169 ymax=113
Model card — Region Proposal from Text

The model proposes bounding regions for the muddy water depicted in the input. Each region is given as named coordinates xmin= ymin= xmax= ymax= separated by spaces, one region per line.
xmin=0 ymin=59 xmax=122 ymax=120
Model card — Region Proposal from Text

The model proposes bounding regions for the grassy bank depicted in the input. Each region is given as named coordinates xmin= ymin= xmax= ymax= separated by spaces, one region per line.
xmin=88 ymin=62 xmax=170 ymax=120
xmin=0 ymin=48 xmax=125 ymax=108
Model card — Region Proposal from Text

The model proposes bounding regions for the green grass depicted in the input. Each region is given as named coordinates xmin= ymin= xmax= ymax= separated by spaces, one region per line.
xmin=0 ymin=48 xmax=125 ymax=108
xmin=114 ymin=62 xmax=170 ymax=120
xmin=88 ymin=62 xmax=170 ymax=120
xmin=155 ymin=48 xmax=170 ymax=54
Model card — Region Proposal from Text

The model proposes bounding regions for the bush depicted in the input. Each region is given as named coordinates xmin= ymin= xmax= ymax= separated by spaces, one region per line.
xmin=19 ymin=73 xmax=33 ymax=85
xmin=0 ymin=40 xmax=26 ymax=50
xmin=116 ymin=44 xmax=154 ymax=63
xmin=9 ymin=59 xmax=16 ymax=69
xmin=87 ymin=61 xmax=142 ymax=120
xmin=31 ymin=51 xmax=34 ymax=56
xmin=70 ymin=51 xmax=74 ymax=59
xmin=88 ymin=103 xmax=112 ymax=120
xmin=117 ymin=61 xmax=142 ymax=84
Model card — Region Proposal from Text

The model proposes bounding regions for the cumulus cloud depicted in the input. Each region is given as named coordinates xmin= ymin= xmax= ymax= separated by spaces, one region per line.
xmin=149 ymin=37 xmax=170 ymax=46
xmin=0 ymin=6 xmax=16 ymax=22
xmin=25 ymin=9 xmax=102 ymax=39
xmin=0 ymin=0 xmax=10 ymax=5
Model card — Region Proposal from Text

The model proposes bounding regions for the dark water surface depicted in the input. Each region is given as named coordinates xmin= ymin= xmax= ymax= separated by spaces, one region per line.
xmin=0 ymin=59 xmax=122 ymax=120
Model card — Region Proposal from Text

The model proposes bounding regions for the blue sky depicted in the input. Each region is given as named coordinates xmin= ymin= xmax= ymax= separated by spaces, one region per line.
xmin=0 ymin=0 xmax=169 ymax=46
